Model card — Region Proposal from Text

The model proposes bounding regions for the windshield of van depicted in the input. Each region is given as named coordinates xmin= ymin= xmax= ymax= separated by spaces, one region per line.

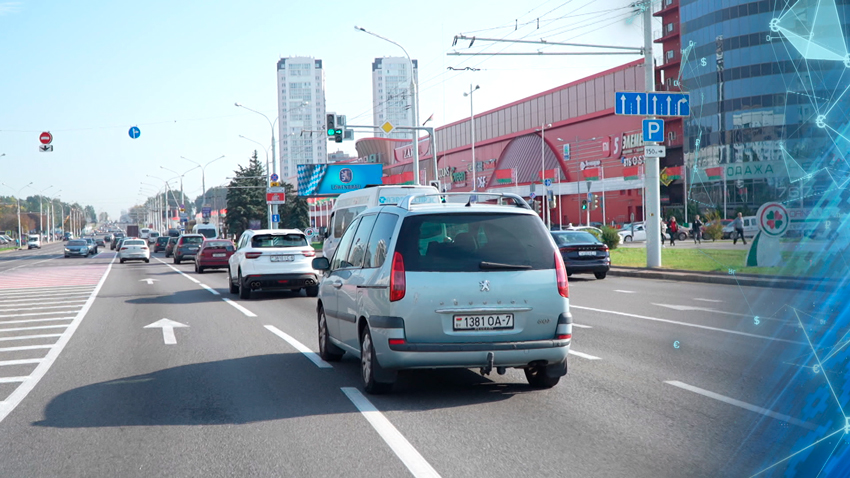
xmin=396 ymin=213 xmax=554 ymax=272
xmin=197 ymin=228 xmax=217 ymax=238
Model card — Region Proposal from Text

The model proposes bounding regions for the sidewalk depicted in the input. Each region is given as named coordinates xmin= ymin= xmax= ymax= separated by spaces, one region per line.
xmin=608 ymin=266 xmax=840 ymax=290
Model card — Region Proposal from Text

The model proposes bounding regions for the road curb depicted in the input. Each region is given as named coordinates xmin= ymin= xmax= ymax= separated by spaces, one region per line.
xmin=608 ymin=267 xmax=838 ymax=290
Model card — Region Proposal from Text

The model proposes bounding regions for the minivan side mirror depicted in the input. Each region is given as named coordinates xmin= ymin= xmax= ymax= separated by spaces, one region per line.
xmin=312 ymin=257 xmax=330 ymax=271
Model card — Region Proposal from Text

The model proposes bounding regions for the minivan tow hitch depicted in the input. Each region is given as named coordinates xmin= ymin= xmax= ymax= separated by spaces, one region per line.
xmin=480 ymin=352 xmax=495 ymax=376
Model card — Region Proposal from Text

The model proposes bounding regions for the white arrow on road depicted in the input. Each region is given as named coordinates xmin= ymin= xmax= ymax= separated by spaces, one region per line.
xmin=144 ymin=319 xmax=188 ymax=345
xmin=139 ymin=278 xmax=158 ymax=285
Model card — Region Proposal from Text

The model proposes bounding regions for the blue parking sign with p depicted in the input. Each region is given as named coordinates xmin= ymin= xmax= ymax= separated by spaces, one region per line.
xmin=643 ymin=119 xmax=664 ymax=143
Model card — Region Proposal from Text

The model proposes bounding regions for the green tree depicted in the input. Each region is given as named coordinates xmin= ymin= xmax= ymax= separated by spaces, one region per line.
xmin=225 ymin=151 xmax=267 ymax=238
xmin=279 ymin=182 xmax=309 ymax=230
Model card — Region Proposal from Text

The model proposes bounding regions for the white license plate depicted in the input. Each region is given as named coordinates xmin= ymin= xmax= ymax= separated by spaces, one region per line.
xmin=212 ymin=253 xmax=226 ymax=257
xmin=270 ymin=255 xmax=294 ymax=262
xmin=453 ymin=314 xmax=514 ymax=331
xmin=578 ymin=251 xmax=595 ymax=256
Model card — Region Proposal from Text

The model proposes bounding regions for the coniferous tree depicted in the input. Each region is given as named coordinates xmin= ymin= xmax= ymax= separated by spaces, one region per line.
xmin=225 ymin=151 xmax=267 ymax=238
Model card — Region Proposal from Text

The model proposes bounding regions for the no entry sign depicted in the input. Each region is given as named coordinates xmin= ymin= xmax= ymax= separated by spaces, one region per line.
xmin=39 ymin=132 xmax=53 ymax=145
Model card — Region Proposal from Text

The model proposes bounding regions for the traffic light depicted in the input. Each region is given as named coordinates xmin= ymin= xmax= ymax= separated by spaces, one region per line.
xmin=581 ymin=200 xmax=588 ymax=210
xmin=592 ymin=196 xmax=600 ymax=210
xmin=334 ymin=128 xmax=343 ymax=143
xmin=326 ymin=113 xmax=336 ymax=137
xmin=533 ymin=198 xmax=542 ymax=214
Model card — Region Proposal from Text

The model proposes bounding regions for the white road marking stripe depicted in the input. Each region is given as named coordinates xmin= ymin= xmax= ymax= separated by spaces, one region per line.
xmin=0 ymin=317 xmax=74 ymax=325
xmin=0 ymin=324 xmax=69 ymax=333
xmin=0 ymin=358 xmax=42 ymax=367
xmin=0 ymin=298 xmax=88 ymax=305
xmin=0 ymin=377 xmax=27 ymax=384
xmin=0 ymin=310 xmax=81 ymax=318
xmin=264 ymin=325 xmax=332 ymax=369
xmin=0 ymin=256 xmax=114 ymax=424
xmin=0 ymin=333 xmax=63 ymax=342
xmin=571 ymin=305 xmax=804 ymax=344
xmin=569 ymin=350 xmax=601 ymax=360
xmin=0 ymin=292 xmax=92 ymax=300
xmin=0 ymin=345 xmax=53 ymax=353
xmin=0 ymin=305 xmax=85 ymax=312
xmin=571 ymin=323 xmax=592 ymax=329
xmin=199 ymin=284 xmax=220 ymax=295
xmin=664 ymin=381 xmax=816 ymax=430
xmin=614 ymin=290 xmax=636 ymax=293
xmin=694 ymin=298 xmax=723 ymax=303
xmin=0 ymin=284 xmax=95 ymax=293
xmin=342 ymin=387 xmax=441 ymax=478
xmin=2 ymin=257 xmax=57 ymax=272
xmin=222 ymin=298 xmax=257 ymax=317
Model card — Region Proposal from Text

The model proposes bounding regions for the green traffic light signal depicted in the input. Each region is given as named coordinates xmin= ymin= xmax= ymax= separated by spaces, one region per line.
xmin=581 ymin=200 xmax=588 ymax=210
xmin=327 ymin=129 xmax=335 ymax=136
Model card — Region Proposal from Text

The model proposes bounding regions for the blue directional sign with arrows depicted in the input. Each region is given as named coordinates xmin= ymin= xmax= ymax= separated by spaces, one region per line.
xmin=128 ymin=126 xmax=141 ymax=139
xmin=615 ymin=92 xmax=690 ymax=117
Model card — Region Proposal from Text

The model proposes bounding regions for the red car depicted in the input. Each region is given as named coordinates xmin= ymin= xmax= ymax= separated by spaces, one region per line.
xmin=194 ymin=239 xmax=235 ymax=273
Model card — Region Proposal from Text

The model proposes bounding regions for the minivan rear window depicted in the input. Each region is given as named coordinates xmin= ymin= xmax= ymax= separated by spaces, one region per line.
xmin=251 ymin=234 xmax=307 ymax=248
xmin=396 ymin=213 xmax=554 ymax=272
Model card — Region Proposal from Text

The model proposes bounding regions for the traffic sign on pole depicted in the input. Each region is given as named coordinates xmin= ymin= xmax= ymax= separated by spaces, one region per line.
xmin=266 ymin=187 xmax=286 ymax=205
xmin=272 ymin=214 xmax=281 ymax=223
xmin=615 ymin=92 xmax=690 ymax=116
xmin=544 ymin=178 xmax=552 ymax=187
xmin=270 ymin=173 xmax=279 ymax=182
xmin=642 ymin=119 xmax=665 ymax=142
xmin=39 ymin=132 xmax=53 ymax=145
xmin=644 ymin=145 xmax=666 ymax=158
xmin=128 ymin=126 xmax=141 ymax=139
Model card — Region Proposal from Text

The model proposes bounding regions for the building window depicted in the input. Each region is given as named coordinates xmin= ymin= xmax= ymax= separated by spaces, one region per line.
xmin=666 ymin=50 xmax=674 ymax=60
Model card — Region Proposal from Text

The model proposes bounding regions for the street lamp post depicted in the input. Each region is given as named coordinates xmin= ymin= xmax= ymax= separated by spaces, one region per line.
xmin=160 ymin=165 xmax=199 ymax=215
xmin=463 ymin=85 xmax=480 ymax=191
xmin=47 ymin=190 xmax=61 ymax=242
xmin=537 ymin=123 xmax=553 ymax=229
xmin=36 ymin=185 xmax=53 ymax=240
xmin=1 ymin=182 xmax=33 ymax=249
xmin=180 ymin=155 xmax=225 ymax=224
xmin=240 ymin=135 xmax=274 ymax=228
xmin=356 ymin=26 xmax=421 ymax=185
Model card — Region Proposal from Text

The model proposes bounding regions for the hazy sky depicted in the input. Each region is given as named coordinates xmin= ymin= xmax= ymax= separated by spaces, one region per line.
xmin=0 ymin=0 xmax=651 ymax=218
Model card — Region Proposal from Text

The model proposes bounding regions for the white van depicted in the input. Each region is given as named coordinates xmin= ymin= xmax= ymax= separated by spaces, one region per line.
xmin=27 ymin=234 xmax=41 ymax=249
xmin=722 ymin=216 xmax=758 ymax=239
xmin=323 ymin=185 xmax=439 ymax=260
xmin=140 ymin=228 xmax=151 ymax=240
xmin=193 ymin=222 xmax=219 ymax=239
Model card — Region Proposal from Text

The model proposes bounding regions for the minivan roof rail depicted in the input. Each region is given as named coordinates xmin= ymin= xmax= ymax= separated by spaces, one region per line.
xmin=396 ymin=192 xmax=532 ymax=211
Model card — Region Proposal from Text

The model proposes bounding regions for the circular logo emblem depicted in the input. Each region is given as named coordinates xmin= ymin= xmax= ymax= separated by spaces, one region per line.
xmin=339 ymin=168 xmax=353 ymax=184
xmin=378 ymin=196 xmax=386 ymax=204
xmin=757 ymin=202 xmax=789 ymax=238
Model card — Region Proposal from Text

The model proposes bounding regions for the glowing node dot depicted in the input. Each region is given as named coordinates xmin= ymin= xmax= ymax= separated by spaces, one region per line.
xmin=769 ymin=18 xmax=780 ymax=33
xmin=816 ymin=115 xmax=827 ymax=128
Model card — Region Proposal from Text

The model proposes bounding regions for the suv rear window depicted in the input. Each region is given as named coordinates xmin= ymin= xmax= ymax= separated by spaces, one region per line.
xmin=396 ymin=213 xmax=554 ymax=272
xmin=251 ymin=234 xmax=307 ymax=248
xmin=180 ymin=236 xmax=204 ymax=245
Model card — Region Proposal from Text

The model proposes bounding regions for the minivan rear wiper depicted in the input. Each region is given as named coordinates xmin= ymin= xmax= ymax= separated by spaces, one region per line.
xmin=479 ymin=261 xmax=532 ymax=270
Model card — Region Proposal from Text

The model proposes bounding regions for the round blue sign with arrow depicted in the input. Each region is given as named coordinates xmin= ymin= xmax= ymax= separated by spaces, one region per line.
xmin=128 ymin=126 xmax=141 ymax=139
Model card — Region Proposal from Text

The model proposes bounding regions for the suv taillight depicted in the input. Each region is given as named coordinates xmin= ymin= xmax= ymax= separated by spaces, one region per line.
xmin=389 ymin=252 xmax=405 ymax=302
xmin=245 ymin=252 xmax=262 ymax=259
xmin=302 ymin=250 xmax=316 ymax=257
xmin=555 ymin=251 xmax=569 ymax=298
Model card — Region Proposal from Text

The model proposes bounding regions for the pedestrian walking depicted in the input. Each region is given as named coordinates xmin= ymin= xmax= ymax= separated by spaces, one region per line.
xmin=692 ymin=215 xmax=703 ymax=244
xmin=732 ymin=212 xmax=747 ymax=245
xmin=660 ymin=218 xmax=666 ymax=246
xmin=667 ymin=216 xmax=678 ymax=246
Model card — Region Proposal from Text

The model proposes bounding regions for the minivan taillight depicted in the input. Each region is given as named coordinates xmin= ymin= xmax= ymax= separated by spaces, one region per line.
xmin=555 ymin=251 xmax=569 ymax=298
xmin=389 ymin=252 xmax=405 ymax=302
xmin=246 ymin=252 xmax=263 ymax=259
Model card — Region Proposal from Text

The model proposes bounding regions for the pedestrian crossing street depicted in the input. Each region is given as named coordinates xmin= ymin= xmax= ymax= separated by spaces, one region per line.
xmin=0 ymin=262 xmax=110 ymax=413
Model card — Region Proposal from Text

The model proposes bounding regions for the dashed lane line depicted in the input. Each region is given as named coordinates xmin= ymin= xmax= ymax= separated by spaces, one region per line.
xmin=264 ymin=325 xmax=332 ymax=369
xmin=199 ymin=284 xmax=220 ymax=295
xmin=571 ymin=323 xmax=592 ymax=329
xmin=569 ymin=350 xmax=601 ymax=360
xmin=222 ymin=298 xmax=257 ymax=317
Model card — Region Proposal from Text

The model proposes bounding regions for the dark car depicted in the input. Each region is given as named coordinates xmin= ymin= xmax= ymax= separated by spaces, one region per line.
xmin=167 ymin=228 xmax=181 ymax=238
xmin=173 ymin=234 xmax=204 ymax=264
xmin=64 ymin=239 xmax=90 ymax=258
xmin=194 ymin=239 xmax=235 ymax=273
xmin=83 ymin=237 xmax=98 ymax=255
xmin=551 ymin=230 xmax=610 ymax=279
xmin=153 ymin=236 xmax=170 ymax=253
xmin=95 ymin=236 xmax=106 ymax=247
xmin=104 ymin=234 xmax=113 ymax=242
xmin=165 ymin=236 xmax=179 ymax=257
xmin=110 ymin=232 xmax=125 ymax=250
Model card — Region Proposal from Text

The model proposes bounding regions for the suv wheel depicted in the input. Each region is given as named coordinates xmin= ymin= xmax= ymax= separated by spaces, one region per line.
xmin=227 ymin=268 xmax=238 ymax=294
xmin=623 ymin=235 xmax=633 ymax=243
xmin=525 ymin=366 xmax=561 ymax=389
xmin=594 ymin=272 xmax=607 ymax=280
xmin=360 ymin=326 xmax=393 ymax=394
xmin=174 ymin=256 xmax=181 ymax=265
xmin=305 ymin=285 xmax=319 ymax=297
xmin=318 ymin=306 xmax=343 ymax=362
xmin=238 ymin=271 xmax=251 ymax=300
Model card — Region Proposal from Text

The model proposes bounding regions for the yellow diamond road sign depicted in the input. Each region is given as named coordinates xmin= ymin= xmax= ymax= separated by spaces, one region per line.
xmin=380 ymin=121 xmax=395 ymax=135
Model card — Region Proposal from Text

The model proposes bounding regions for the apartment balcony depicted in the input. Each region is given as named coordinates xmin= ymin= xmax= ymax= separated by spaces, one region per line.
xmin=653 ymin=0 xmax=678 ymax=16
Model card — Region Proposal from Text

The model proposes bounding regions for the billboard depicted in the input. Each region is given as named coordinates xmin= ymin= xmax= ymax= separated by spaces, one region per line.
xmin=297 ymin=164 xmax=383 ymax=197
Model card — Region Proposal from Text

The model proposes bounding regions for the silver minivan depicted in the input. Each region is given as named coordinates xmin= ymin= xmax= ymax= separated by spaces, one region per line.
xmin=312 ymin=193 xmax=573 ymax=394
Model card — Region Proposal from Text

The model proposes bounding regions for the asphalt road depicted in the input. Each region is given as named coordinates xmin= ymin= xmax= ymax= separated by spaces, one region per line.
xmin=0 ymin=243 xmax=829 ymax=477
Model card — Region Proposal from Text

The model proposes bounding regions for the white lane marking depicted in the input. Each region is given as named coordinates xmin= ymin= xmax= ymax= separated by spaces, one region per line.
xmin=264 ymin=325 xmax=332 ymax=369
xmin=0 ymin=310 xmax=81 ymax=319
xmin=0 ymin=344 xmax=53 ymax=353
xmin=0 ymin=324 xmax=69 ymax=333
xmin=3 ymin=257 xmax=57 ymax=272
xmin=0 ymin=284 xmax=94 ymax=294
xmin=0 ymin=291 xmax=92 ymax=300
xmin=144 ymin=319 xmax=189 ymax=345
xmin=0 ymin=333 xmax=63 ymax=342
xmin=653 ymin=303 xmax=788 ymax=323
xmin=222 ymin=298 xmax=257 ymax=317
xmin=694 ymin=298 xmax=723 ymax=303
xmin=0 ymin=358 xmax=42 ymax=367
xmin=571 ymin=323 xmax=592 ymax=329
xmin=569 ymin=350 xmax=601 ymax=360
xmin=664 ymin=381 xmax=817 ymax=430
xmin=0 ymin=377 xmax=27 ymax=384
xmin=0 ymin=317 xmax=74 ymax=326
xmin=0 ymin=298 xmax=88 ymax=305
xmin=0 ymin=256 xmax=114 ymax=424
xmin=343 ymin=387 xmax=442 ymax=478
xmin=199 ymin=284 xmax=220 ymax=295
xmin=571 ymin=305 xmax=804 ymax=344
xmin=614 ymin=290 xmax=636 ymax=293
xmin=0 ymin=304 xmax=85 ymax=312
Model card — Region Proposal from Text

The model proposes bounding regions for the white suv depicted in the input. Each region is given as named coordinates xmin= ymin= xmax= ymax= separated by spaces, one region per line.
xmin=227 ymin=229 xmax=319 ymax=300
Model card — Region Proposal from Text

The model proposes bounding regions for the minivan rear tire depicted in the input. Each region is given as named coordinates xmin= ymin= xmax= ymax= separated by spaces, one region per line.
xmin=360 ymin=327 xmax=393 ymax=394
xmin=525 ymin=366 xmax=561 ymax=389
xmin=318 ymin=306 xmax=343 ymax=362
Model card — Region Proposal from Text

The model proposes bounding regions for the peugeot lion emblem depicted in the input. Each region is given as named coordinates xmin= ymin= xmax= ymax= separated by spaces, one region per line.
xmin=480 ymin=280 xmax=490 ymax=292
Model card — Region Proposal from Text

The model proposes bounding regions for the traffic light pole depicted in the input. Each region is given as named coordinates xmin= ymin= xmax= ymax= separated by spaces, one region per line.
xmin=345 ymin=124 xmax=441 ymax=186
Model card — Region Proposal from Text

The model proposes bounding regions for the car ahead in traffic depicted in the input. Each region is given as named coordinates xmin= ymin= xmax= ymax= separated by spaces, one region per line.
xmin=195 ymin=239 xmax=235 ymax=273
xmin=82 ymin=237 xmax=98 ymax=255
xmin=26 ymin=235 xmax=41 ymax=249
xmin=173 ymin=234 xmax=205 ymax=264
xmin=147 ymin=231 xmax=161 ymax=245
xmin=118 ymin=238 xmax=150 ymax=264
xmin=312 ymin=192 xmax=572 ymax=394
xmin=64 ymin=239 xmax=90 ymax=257
xmin=551 ymin=230 xmax=610 ymax=279
xmin=227 ymin=229 xmax=318 ymax=300
xmin=618 ymin=223 xmax=647 ymax=243
xmin=153 ymin=236 xmax=169 ymax=253
xmin=110 ymin=232 xmax=125 ymax=250
xmin=95 ymin=236 xmax=106 ymax=247
xmin=164 ymin=236 xmax=179 ymax=257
